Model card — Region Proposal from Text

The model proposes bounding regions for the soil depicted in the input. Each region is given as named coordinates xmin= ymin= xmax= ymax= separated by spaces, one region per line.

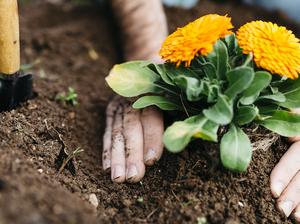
xmin=0 ymin=1 xmax=299 ymax=223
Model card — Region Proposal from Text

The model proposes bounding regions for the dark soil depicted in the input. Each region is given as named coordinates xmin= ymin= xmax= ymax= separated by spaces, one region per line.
xmin=0 ymin=1 xmax=299 ymax=223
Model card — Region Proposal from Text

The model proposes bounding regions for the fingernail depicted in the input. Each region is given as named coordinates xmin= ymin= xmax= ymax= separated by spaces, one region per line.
xmin=126 ymin=164 xmax=138 ymax=180
xmin=112 ymin=165 xmax=124 ymax=180
xmin=273 ymin=181 xmax=285 ymax=198
xmin=279 ymin=200 xmax=294 ymax=217
xmin=145 ymin=149 xmax=157 ymax=164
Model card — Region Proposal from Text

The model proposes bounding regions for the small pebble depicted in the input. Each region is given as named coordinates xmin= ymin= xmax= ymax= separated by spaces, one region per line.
xmin=28 ymin=103 xmax=38 ymax=110
xmin=88 ymin=48 xmax=99 ymax=60
xmin=15 ymin=158 xmax=20 ymax=164
xmin=238 ymin=201 xmax=244 ymax=207
xmin=89 ymin=193 xmax=99 ymax=208
xmin=38 ymin=169 xmax=43 ymax=173
xmin=196 ymin=217 xmax=207 ymax=224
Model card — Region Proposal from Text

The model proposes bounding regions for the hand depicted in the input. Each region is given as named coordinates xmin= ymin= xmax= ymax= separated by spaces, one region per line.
xmin=270 ymin=109 xmax=300 ymax=221
xmin=102 ymin=96 xmax=164 ymax=183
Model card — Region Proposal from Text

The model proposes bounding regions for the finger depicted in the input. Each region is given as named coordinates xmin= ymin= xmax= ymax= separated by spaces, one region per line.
xmin=102 ymin=96 xmax=120 ymax=171
xmin=141 ymin=106 xmax=164 ymax=166
xmin=277 ymin=171 xmax=300 ymax=217
xmin=123 ymin=105 xmax=145 ymax=183
xmin=289 ymin=136 xmax=300 ymax=142
xmin=289 ymin=109 xmax=300 ymax=142
xmin=270 ymin=141 xmax=300 ymax=198
xmin=111 ymin=105 xmax=126 ymax=183
xmin=293 ymin=204 xmax=300 ymax=223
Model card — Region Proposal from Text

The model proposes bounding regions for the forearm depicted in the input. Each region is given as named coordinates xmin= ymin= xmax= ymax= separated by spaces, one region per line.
xmin=111 ymin=0 xmax=168 ymax=62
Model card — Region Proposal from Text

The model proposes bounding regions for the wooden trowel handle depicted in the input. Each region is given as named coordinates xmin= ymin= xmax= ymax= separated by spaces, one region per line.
xmin=0 ymin=0 xmax=20 ymax=75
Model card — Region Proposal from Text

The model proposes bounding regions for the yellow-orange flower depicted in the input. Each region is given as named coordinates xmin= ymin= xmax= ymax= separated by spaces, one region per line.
xmin=237 ymin=21 xmax=300 ymax=79
xmin=159 ymin=14 xmax=233 ymax=67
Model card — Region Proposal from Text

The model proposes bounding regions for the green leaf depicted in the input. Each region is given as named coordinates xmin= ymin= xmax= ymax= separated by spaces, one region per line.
xmin=163 ymin=115 xmax=218 ymax=153
xmin=235 ymin=106 xmax=258 ymax=125
xmin=257 ymin=104 xmax=280 ymax=115
xmin=225 ymin=67 xmax=255 ymax=99
xmin=133 ymin=96 xmax=181 ymax=111
xmin=207 ymin=40 xmax=229 ymax=79
xmin=174 ymin=75 xmax=202 ymax=101
xmin=240 ymin=71 xmax=272 ymax=105
xmin=202 ymin=62 xmax=217 ymax=80
xmin=259 ymin=92 xmax=286 ymax=102
xmin=106 ymin=61 xmax=160 ymax=97
xmin=164 ymin=63 xmax=198 ymax=80
xmin=194 ymin=58 xmax=217 ymax=80
xmin=224 ymin=34 xmax=236 ymax=52
xmin=223 ymin=34 xmax=240 ymax=56
xmin=277 ymin=78 xmax=300 ymax=108
xmin=203 ymin=94 xmax=233 ymax=125
xmin=257 ymin=110 xmax=300 ymax=137
xmin=152 ymin=64 xmax=175 ymax=86
xmin=202 ymin=81 xmax=219 ymax=103
xmin=220 ymin=124 xmax=252 ymax=172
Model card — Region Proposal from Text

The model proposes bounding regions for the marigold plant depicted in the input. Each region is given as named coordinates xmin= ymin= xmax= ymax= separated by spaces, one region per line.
xmin=106 ymin=14 xmax=300 ymax=172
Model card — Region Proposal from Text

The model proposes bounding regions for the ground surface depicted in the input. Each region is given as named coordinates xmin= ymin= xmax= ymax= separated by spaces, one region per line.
xmin=0 ymin=1 xmax=300 ymax=223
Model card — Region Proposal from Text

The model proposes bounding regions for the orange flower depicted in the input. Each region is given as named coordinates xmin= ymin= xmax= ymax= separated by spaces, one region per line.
xmin=159 ymin=14 xmax=233 ymax=67
xmin=237 ymin=21 xmax=300 ymax=79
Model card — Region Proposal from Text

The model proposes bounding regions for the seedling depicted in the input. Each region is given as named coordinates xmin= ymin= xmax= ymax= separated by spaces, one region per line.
xmin=57 ymin=147 xmax=84 ymax=175
xmin=56 ymin=87 xmax=78 ymax=106
xmin=45 ymin=119 xmax=83 ymax=176
xmin=107 ymin=14 xmax=300 ymax=172
xmin=0 ymin=0 xmax=33 ymax=111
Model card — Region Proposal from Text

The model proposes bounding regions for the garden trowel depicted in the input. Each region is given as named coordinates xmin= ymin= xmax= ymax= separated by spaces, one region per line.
xmin=0 ymin=0 xmax=33 ymax=112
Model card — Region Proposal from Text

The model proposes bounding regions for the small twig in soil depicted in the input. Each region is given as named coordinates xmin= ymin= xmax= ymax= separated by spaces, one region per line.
xmin=236 ymin=177 xmax=248 ymax=183
xmin=251 ymin=134 xmax=279 ymax=151
xmin=146 ymin=208 xmax=159 ymax=220
xmin=245 ymin=124 xmax=280 ymax=152
xmin=171 ymin=189 xmax=180 ymax=202
xmin=58 ymin=147 xmax=84 ymax=174
xmin=44 ymin=119 xmax=83 ymax=176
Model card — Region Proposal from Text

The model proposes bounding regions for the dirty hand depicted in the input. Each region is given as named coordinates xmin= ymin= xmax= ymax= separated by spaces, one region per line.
xmin=102 ymin=96 xmax=164 ymax=183
xmin=270 ymin=109 xmax=300 ymax=221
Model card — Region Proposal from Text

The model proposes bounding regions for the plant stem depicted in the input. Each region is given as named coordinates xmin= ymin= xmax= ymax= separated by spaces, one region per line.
xmin=180 ymin=93 xmax=190 ymax=117
xmin=154 ymin=83 xmax=179 ymax=96
xmin=241 ymin=53 xmax=253 ymax=67
xmin=58 ymin=147 xmax=84 ymax=174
